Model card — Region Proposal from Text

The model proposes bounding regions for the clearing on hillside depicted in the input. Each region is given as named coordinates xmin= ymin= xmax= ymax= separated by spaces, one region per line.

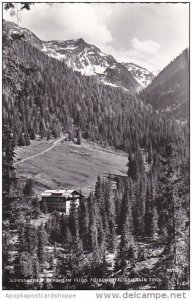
xmin=15 ymin=139 xmax=128 ymax=195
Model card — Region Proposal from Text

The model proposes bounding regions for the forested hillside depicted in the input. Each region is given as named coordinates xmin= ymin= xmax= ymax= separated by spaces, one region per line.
xmin=3 ymin=22 xmax=188 ymax=156
xmin=2 ymin=19 xmax=189 ymax=290
xmin=3 ymin=139 xmax=189 ymax=289
xmin=140 ymin=49 xmax=189 ymax=121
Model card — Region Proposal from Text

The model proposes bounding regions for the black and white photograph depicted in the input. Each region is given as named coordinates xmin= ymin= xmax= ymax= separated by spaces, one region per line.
xmin=2 ymin=1 xmax=190 ymax=291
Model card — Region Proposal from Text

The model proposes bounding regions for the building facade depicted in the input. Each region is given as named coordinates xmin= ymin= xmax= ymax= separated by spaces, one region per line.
xmin=40 ymin=189 xmax=82 ymax=214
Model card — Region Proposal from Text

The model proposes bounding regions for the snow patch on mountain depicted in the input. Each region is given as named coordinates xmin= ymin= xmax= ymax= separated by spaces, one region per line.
xmin=100 ymin=80 xmax=119 ymax=88
xmin=3 ymin=20 xmax=154 ymax=92
xmin=123 ymin=63 xmax=154 ymax=89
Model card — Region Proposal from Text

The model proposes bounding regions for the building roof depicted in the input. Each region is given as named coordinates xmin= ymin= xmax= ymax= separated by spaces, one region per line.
xmin=40 ymin=189 xmax=81 ymax=198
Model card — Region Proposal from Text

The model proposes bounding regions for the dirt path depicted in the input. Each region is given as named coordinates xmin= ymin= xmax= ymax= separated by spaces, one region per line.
xmin=14 ymin=137 xmax=63 ymax=166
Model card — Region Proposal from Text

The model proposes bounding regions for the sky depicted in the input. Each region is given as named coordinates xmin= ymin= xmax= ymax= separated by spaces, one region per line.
xmin=3 ymin=2 xmax=189 ymax=71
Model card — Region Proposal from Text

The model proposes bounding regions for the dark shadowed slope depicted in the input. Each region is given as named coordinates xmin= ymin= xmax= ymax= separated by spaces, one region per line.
xmin=140 ymin=49 xmax=189 ymax=121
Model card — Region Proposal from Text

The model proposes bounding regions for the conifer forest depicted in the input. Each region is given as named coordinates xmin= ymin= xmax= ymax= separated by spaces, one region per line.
xmin=2 ymin=2 xmax=190 ymax=291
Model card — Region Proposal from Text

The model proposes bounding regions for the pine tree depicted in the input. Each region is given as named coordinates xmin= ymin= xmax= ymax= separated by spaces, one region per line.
xmin=70 ymin=239 xmax=86 ymax=276
xmin=94 ymin=176 xmax=106 ymax=248
xmin=23 ymin=178 xmax=34 ymax=196
xmin=135 ymin=176 xmax=146 ymax=236
xmin=18 ymin=224 xmax=27 ymax=252
xmin=2 ymin=123 xmax=16 ymax=219
xmin=94 ymin=175 xmax=104 ymax=206
xmin=115 ymin=180 xmax=134 ymax=271
xmin=33 ymin=197 xmax=41 ymax=218
xmin=127 ymin=153 xmax=137 ymax=181
xmin=41 ymin=199 xmax=48 ymax=214
xmin=79 ymin=196 xmax=91 ymax=251
xmin=77 ymin=128 xmax=82 ymax=145
xmin=105 ymin=179 xmax=117 ymax=252
xmin=25 ymin=224 xmax=38 ymax=255
xmin=69 ymin=199 xmax=79 ymax=240
xmin=37 ymin=224 xmax=47 ymax=266
xmin=147 ymin=138 xmax=153 ymax=164
xmin=89 ymin=192 xmax=98 ymax=251
xmin=144 ymin=183 xmax=153 ymax=237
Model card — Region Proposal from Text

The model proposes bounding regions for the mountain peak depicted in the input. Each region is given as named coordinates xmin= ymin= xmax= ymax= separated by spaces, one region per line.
xmin=76 ymin=38 xmax=85 ymax=44
xmin=3 ymin=20 xmax=154 ymax=92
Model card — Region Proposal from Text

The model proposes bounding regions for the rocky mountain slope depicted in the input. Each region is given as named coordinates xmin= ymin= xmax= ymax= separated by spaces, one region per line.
xmin=41 ymin=38 xmax=154 ymax=91
xmin=140 ymin=49 xmax=189 ymax=121
xmin=123 ymin=62 xmax=154 ymax=89
xmin=3 ymin=19 xmax=154 ymax=92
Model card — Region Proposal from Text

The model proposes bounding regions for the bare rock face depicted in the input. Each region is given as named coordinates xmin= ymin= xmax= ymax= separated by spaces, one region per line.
xmin=3 ymin=20 xmax=154 ymax=93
